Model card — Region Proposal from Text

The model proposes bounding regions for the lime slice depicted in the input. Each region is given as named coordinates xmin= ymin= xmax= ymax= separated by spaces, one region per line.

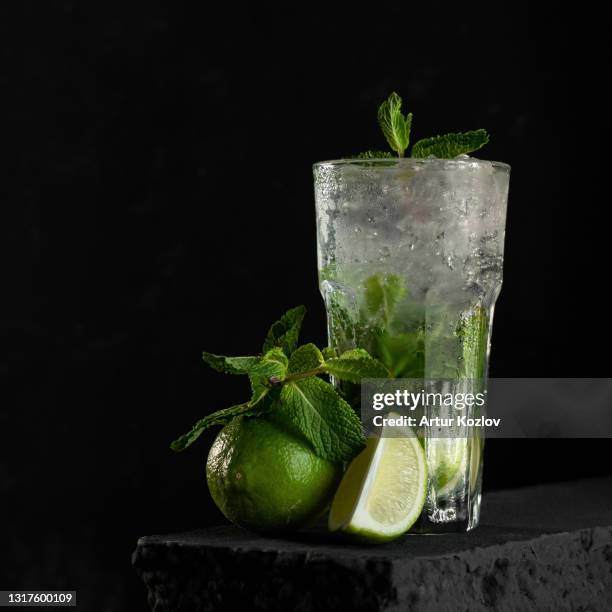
xmin=328 ymin=417 xmax=427 ymax=542
xmin=429 ymin=437 xmax=468 ymax=498
xmin=430 ymin=434 xmax=483 ymax=499
xmin=468 ymin=434 xmax=482 ymax=494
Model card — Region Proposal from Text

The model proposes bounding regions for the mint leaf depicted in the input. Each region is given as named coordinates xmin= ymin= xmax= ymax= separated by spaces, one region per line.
xmin=377 ymin=92 xmax=411 ymax=157
xmin=170 ymin=399 xmax=272 ymax=452
xmin=375 ymin=330 xmax=425 ymax=378
xmin=353 ymin=150 xmax=394 ymax=159
xmin=288 ymin=343 xmax=324 ymax=374
xmin=327 ymin=292 xmax=357 ymax=349
xmin=279 ymin=376 xmax=365 ymax=463
xmin=202 ymin=353 xmax=260 ymax=375
xmin=262 ymin=305 xmax=306 ymax=357
xmin=457 ymin=306 xmax=489 ymax=380
xmin=364 ymin=274 xmax=406 ymax=326
xmin=324 ymin=350 xmax=389 ymax=382
xmin=411 ymin=129 xmax=489 ymax=158
xmin=173 ymin=350 xmax=287 ymax=452
xmin=404 ymin=111 xmax=413 ymax=149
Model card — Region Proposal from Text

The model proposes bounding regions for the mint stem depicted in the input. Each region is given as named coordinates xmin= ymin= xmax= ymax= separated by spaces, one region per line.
xmin=270 ymin=366 xmax=325 ymax=386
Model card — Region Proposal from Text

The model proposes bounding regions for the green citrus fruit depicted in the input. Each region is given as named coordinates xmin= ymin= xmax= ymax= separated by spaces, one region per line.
xmin=206 ymin=416 xmax=342 ymax=533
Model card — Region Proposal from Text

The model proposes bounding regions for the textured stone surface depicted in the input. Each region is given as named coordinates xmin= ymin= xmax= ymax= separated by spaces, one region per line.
xmin=133 ymin=478 xmax=612 ymax=611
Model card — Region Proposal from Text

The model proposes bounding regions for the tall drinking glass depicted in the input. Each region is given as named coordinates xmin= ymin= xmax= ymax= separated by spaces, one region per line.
xmin=313 ymin=157 xmax=510 ymax=532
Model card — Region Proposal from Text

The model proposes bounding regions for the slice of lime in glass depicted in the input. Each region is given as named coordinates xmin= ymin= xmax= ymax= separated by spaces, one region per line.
xmin=429 ymin=433 xmax=483 ymax=498
xmin=428 ymin=437 xmax=467 ymax=498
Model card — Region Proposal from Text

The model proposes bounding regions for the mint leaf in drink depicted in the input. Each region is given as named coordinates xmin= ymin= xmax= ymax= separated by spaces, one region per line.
xmin=328 ymin=294 xmax=357 ymax=349
xmin=353 ymin=150 xmax=394 ymax=159
xmin=202 ymin=353 xmax=260 ymax=375
xmin=411 ymin=129 xmax=489 ymax=158
xmin=377 ymin=92 xmax=412 ymax=157
xmin=279 ymin=376 xmax=365 ymax=463
xmin=288 ymin=343 xmax=324 ymax=374
xmin=457 ymin=306 xmax=489 ymax=379
xmin=364 ymin=274 xmax=406 ymax=327
xmin=324 ymin=350 xmax=389 ymax=382
xmin=375 ymin=331 xmax=425 ymax=378
xmin=262 ymin=305 xmax=306 ymax=357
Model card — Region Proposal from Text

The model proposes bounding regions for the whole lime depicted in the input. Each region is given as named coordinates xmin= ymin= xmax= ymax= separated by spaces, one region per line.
xmin=206 ymin=416 xmax=342 ymax=532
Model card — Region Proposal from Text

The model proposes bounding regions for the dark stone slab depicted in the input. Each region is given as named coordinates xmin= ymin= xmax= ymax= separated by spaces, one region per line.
xmin=133 ymin=478 xmax=612 ymax=611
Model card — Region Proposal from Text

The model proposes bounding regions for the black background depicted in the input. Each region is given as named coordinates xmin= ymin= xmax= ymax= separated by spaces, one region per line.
xmin=2 ymin=3 xmax=609 ymax=610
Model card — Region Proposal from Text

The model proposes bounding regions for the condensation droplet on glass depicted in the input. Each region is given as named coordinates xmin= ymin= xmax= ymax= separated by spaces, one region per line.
xmin=378 ymin=246 xmax=390 ymax=261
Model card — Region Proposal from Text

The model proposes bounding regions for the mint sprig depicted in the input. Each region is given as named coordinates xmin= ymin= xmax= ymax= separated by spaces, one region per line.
xmin=171 ymin=307 xmax=390 ymax=463
xmin=358 ymin=92 xmax=490 ymax=159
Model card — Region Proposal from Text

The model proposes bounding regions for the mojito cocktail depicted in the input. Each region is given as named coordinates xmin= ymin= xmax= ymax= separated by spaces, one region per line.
xmin=314 ymin=157 xmax=510 ymax=532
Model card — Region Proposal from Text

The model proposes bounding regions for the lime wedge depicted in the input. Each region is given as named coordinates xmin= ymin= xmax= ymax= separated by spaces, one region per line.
xmin=328 ymin=417 xmax=427 ymax=542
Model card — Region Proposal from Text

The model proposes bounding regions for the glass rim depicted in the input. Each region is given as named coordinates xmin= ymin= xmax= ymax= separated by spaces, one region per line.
xmin=313 ymin=157 xmax=511 ymax=171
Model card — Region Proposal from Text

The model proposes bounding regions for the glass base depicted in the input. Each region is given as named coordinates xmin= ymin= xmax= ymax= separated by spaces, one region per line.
xmin=411 ymin=488 xmax=482 ymax=534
